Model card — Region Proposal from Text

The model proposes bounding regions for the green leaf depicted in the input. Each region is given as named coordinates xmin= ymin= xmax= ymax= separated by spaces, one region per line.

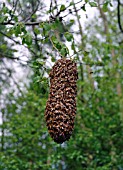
xmin=83 ymin=51 xmax=90 ymax=56
xmin=89 ymin=2 xmax=97 ymax=7
xmin=60 ymin=4 xmax=66 ymax=11
xmin=12 ymin=49 xmax=18 ymax=52
xmin=34 ymin=76 xmax=41 ymax=83
xmin=51 ymin=36 xmax=62 ymax=50
xmin=0 ymin=44 xmax=7 ymax=50
xmin=110 ymin=2 xmax=113 ymax=7
xmin=0 ymin=16 xmax=8 ymax=23
xmin=60 ymin=47 xmax=68 ymax=56
xmin=39 ymin=23 xmax=44 ymax=28
xmin=32 ymin=14 xmax=37 ymax=19
xmin=51 ymin=56 xmax=56 ymax=62
xmin=96 ymin=61 xmax=104 ymax=66
xmin=51 ymin=36 xmax=59 ymax=44
xmin=22 ymin=37 xmax=25 ymax=45
xmin=24 ymin=33 xmax=32 ymax=46
xmin=15 ymin=24 xmax=21 ymax=36
xmin=43 ymin=23 xmax=51 ymax=31
xmin=81 ymin=5 xmax=86 ymax=11
xmin=102 ymin=2 xmax=108 ymax=12
xmin=36 ymin=58 xmax=45 ymax=65
xmin=13 ymin=16 xmax=18 ymax=22
xmin=41 ymin=77 xmax=48 ymax=83
xmin=34 ymin=28 xmax=40 ymax=34
xmin=70 ymin=19 xmax=75 ymax=24
xmin=55 ymin=42 xmax=62 ymax=50
xmin=64 ymin=32 xmax=73 ymax=42
xmin=21 ymin=25 xmax=27 ymax=34
xmin=2 ymin=6 xmax=8 ymax=14
xmin=60 ymin=44 xmax=69 ymax=56
xmin=29 ymin=61 xmax=39 ymax=68
xmin=71 ymin=41 xmax=75 ymax=51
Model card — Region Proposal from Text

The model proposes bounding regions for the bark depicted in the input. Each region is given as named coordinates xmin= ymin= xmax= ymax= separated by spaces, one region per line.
xmin=97 ymin=0 xmax=108 ymax=34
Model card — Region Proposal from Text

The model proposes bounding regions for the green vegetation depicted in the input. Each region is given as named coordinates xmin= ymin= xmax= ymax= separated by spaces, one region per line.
xmin=0 ymin=0 xmax=123 ymax=169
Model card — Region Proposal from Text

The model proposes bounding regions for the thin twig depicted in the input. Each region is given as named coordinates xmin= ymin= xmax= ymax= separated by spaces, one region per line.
xmin=0 ymin=31 xmax=20 ymax=44
xmin=0 ymin=21 xmax=43 ymax=26
xmin=24 ymin=1 xmax=40 ymax=22
xmin=0 ymin=31 xmax=37 ymax=56
xmin=70 ymin=49 xmax=82 ymax=58
xmin=49 ymin=36 xmax=64 ymax=58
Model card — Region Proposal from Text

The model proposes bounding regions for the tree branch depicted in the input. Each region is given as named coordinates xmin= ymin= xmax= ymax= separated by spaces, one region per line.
xmin=0 ymin=31 xmax=38 ymax=56
xmin=0 ymin=21 xmax=42 ymax=26
xmin=117 ymin=0 xmax=123 ymax=33
xmin=0 ymin=31 xmax=20 ymax=44
xmin=97 ymin=0 xmax=108 ymax=34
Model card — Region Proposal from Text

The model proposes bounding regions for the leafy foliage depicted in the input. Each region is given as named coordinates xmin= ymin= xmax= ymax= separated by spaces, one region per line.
xmin=0 ymin=0 xmax=123 ymax=170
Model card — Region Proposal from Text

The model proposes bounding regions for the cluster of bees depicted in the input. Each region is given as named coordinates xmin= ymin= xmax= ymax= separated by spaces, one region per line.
xmin=45 ymin=58 xmax=78 ymax=143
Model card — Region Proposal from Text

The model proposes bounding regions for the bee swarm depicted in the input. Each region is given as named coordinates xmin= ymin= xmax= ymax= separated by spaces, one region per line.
xmin=45 ymin=58 xmax=78 ymax=143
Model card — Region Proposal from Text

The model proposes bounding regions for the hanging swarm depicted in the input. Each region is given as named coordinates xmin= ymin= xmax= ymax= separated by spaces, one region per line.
xmin=45 ymin=58 xmax=78 ymax=143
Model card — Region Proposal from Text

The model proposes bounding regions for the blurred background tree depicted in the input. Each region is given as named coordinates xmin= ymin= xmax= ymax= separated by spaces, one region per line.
xmin=0 ymin=0 xmax=123 ymax=169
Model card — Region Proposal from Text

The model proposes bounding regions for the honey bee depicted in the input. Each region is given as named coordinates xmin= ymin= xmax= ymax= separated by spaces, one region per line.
xmin=45 ymin=58 xmax=78 ymax=143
